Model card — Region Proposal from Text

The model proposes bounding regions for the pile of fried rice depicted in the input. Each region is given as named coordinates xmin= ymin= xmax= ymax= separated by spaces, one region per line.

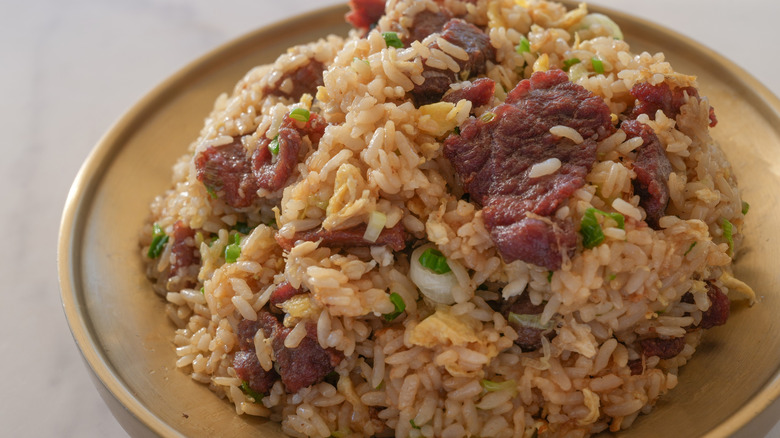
xmin=141 ymin=0 xmax=755 ymax=436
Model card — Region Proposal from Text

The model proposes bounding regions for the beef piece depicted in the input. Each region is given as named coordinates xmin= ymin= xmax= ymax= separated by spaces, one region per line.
xmin=269 ymin=281 xmax=305 ymax=311
xmin=640 ymin=336 xmax=686 ymax=359
xmin=272 ymin=323 xmax=344 ymax=393
xmin=168 ymin=221 xmax=199 ymax=287
xmin=442 ymin=78 xmax=495 ymax=108
xmin=700 ymin=282 xmax=730 ymax=329
xmin=232 ymin=318 xmax=279 ymax=394
xmin=252 ymin=113 xmax=327 ymax=192
xmin=501 ymin=293 xmax=552 ymax=351
xmin=195 ymin=137 xmax=257 ymax=208
xmin=255 ymin=311 xmax=343 ymax=393
xmin=680 ymin=282 xmax=730 ymax=330
xmin=621 ymin=119 xmax=671 ymax=229
xmin=196 ymin=113 xmax=326 ymax=208
xmin=444 ymin=69 xmax=613 ymax=270
xmin=345 ymin=0 xmax=386 ymax=31
xmin=629 ymin=82 xmax=717 ymax=127
xmin=404 ymin=9 xmax=452 ymax=45
xmin=275 ymin=223 xmax=407 ymax=252
xmin=410 ymin=19 xmax=496 ymax=105
xmin=627 ymin=358 xmax=644 ymax=376
xmin=263 ymin=60 xmax=325 ymax=100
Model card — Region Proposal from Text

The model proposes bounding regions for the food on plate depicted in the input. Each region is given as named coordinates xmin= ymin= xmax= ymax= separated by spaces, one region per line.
xmin=141 ymin=0 xmax=755 ymax=436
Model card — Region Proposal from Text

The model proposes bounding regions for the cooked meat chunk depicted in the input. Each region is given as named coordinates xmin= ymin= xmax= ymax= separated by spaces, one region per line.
xmin=627 ymin=358 xmax=644 ymax=376
xmin=269 ymin=281 xmax=305 ymax=311
xmin=195 ymin=112 xmax=326 ymax=207
xmin=275 ymin=223 xmax=407 ymax=252
xmin=168 ymin=220 xmax=199 ymax=287
xmin=404 ymin=8 xmax=452 ymax=45
xmin=501 ymin=293 xmax=552 ymax=351
xmin=195 ymin=137 xmax=257 ymax=208
xmin=345 ymin=0 xmax=386 ymax=31
xmin=442 ymin=78 xmax=495 ymax=108
xmin=444 ymin=70 xmax=614 ymax=270
xmin=255 ymin=310 xmax=343 ymax=393
xmin=629 ymin=82 xmax=717 ymax=127
xmin=621 ymin=119 xmax=671 ymax=228
xmin=263 ymin=60 xmax=325 ymax=100
xmin=640 ymin=336 xmax=686 ymax=360
xmin=410 ymin=19 xmax=496 ymax=105
xmin=233 ymin=318 xmax=278 ymax=394
xmin=700 ymin=282 xmax=730 ymax=329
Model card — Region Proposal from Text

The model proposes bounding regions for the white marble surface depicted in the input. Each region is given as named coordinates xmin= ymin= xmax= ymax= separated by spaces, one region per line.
xmin=1 ymin=0 xmax=778 ymax=436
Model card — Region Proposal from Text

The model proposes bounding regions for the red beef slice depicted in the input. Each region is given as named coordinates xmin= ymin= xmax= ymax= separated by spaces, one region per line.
xmin=443 ymin=69 xmax=614 ymax=270
xmin=621 ymin=119 xmax=672 ymax=229
xmin=629 ymin=81 xmax=717 ymax=127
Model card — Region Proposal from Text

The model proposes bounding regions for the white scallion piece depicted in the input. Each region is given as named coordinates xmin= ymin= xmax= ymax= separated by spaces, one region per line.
xmin=363 ymin=211 xmax=387 ymax=243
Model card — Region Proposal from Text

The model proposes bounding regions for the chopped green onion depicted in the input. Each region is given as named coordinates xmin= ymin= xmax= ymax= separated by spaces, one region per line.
xmin=480 ymin=379 xmax=518 ymax=394
xmin=383 ymin=292 xmax=406 ymax=321
xmin=607 ymin=273 xmax=617 ymax=281
xmin=410 ymin=419 xmax=422 ymax=429
xmin=289 ymin=107 xmax=310 ymax=122
xmin=225 ymin=233 xmax=241 ymax=263
xmin=547 ymin=271 xmax=553 ymax=282
xmin=722 ymin=218 xmax=734 ymax=256
xmin=363 ymin=211 xmax=387 ymax=243
xmin=418 ymin=248 xmax=451 ymax=274
xmin=508 ymin=313 xmax=554 ymax=331
xmin=454 ymin=126 xmax=461 ymax=135
xmin=200 ymin=287 xmax=205 ymax=295
xmin=382 ymin=32 xmax=404 ymax=48
xmin=240 ymin=381 xmax=263 ymax=402
xmin=562 ymin=58 xmax=581 ymax=72
xmin=515 ymin=36 xmax=531 ymax=54
xmin=479 ymin=111 xmax=496 ymax=123
xmin=353 ymin=56 xmax=370 ymax=66
xmin=206 ymin=185 xmax=218 ymax=199
xmin=742 ymin=201 xmax=750 ymax=215
xmin=580 ymin=207 xmax=625 ymax=249
xmin=147 ymin=224 xmax=169 ymax=259
xmin=591 ymin=57 xmax=604 ymax=74
xmin=233 ymin=222 xmax=253 ymax=234
xmin=268 ymin=135 xmax=280 ymax=155
xmin=684 ymin=242 xmax=697 ymax=256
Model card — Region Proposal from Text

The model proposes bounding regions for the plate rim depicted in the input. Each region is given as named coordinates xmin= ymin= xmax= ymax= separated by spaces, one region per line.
xmin=57 ymin=2 xmax=780 ymax=437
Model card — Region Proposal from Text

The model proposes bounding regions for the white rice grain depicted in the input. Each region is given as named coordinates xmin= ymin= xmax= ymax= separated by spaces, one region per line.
xmin=528 ymin=157 xmax=562 ymax=178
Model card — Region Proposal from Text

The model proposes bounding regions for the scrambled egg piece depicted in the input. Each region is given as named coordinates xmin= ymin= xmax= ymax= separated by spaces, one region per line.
xmin=719 ymin=271 xmax=757 ymax=305
xmin=409 ymin=307 xmax=481 ymax=348
xmin=324 ymin=163 xmax=374 ymax=230
xmin=418 ymin=102 xmax=464 ymax=138
xmin=280 ymin=294 xmax=318 ymax=321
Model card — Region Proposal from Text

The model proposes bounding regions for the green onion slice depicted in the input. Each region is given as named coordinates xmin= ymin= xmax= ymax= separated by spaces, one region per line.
xmin=591 ymin=57 xmax=605 ymax=74
xmin=507 ymin=313 xmax=554 ymax=331
xmin=289 ymin=107 xmax=310 ymax=122
xmin=722 ymin=218 xmax=734 ymax=256
xmin=233 ymin=222 xmax=253 ymax=234
xmin=479 ymin=111 xmax=496 ymax=123
xmin=206 ymin=185 xmax=218 ymax=199
xmin=240 ymin=381 xmax=263 ymax=403
xmin=225 ymin=233 xmax=241 ymax=263
xmin=418 ymin=248 xmax=451 ymax=274
xmin=742 ymin=201 xmax=750 ymax=215
xmin=147 ymin=223 xmax=169 ymax=259
xmin=515 ymin=36 xmax=531 ymax=54
xmin=684 ymin=241 xmax=697 ymax=256
xmin=383 ymin=292 xmax=406 ymax=321
xmin=382 ymin=32 xmax=404 ymax=48
xmin=410 ymin=419 xmax=422 ymax=430
xmin=268 ymin=135 xmax=280 ymax=155
xmin=562 ymin=58 xmax=581 ymax=71
xmin=580 ymin=207 xmax=625 ymax=249
xmin=480 ymin=378 xmax=518 ymax=394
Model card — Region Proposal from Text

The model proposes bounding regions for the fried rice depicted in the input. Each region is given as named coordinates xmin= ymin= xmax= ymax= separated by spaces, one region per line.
xmin=140 ymin=1 xmax=756 ymax=436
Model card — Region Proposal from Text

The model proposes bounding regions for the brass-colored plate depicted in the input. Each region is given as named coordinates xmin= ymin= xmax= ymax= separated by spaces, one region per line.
xmin=58 ymin=3 xmax=780 ymax=437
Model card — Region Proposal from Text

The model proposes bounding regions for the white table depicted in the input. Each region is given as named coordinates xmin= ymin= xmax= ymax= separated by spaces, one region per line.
xmin=1 ymin=0 xmax=777 ymax=436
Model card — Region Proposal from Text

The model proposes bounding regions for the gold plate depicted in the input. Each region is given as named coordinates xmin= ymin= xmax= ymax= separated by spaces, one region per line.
xmin=58 ymin=3 xmax=780 ymax=437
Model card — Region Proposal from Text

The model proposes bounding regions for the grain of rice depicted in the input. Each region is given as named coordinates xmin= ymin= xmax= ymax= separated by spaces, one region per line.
xmin=528 ymin=157 xmax=562 ymax=178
